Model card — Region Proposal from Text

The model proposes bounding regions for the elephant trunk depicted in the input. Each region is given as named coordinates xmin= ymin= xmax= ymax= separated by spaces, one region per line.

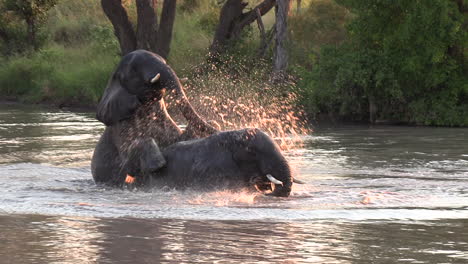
xmin=166 ymin=70 xmax=218 ymax=136
xmin=263 ymin=156 xmax=293 ymax=197
xmin=269 ymin=173 xmax=292 ymax=197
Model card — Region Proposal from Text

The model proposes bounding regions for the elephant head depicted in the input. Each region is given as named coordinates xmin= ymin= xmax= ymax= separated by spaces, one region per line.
xmin=96 ymin=50 xmax=218 ymax=136
xmin=231 ymin=129 xmax=293 ymax=197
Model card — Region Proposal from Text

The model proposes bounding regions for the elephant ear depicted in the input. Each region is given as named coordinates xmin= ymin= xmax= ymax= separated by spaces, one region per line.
xmin=96 ymin=76 xmax=141 ymax=126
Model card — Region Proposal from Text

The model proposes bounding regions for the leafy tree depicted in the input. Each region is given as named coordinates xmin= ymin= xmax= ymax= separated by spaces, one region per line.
xmin=0 ymin=6 xmax=26 ymax=55
xmin=302 ymin=0 xmax=467 ymax=125
xmin=3 ymin=0 xmax=58 ymax=50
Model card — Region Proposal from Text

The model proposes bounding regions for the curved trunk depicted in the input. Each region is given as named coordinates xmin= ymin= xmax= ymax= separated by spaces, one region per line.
xmin=268 ymin=170 xmax=292 ymax=197
xmin=166 ymin=70 xmax=218 ymax=137
xmin=262 ymin=152 xmax=293 ymax=197
xmin=270 ymin=181 xmax=292 ymax=197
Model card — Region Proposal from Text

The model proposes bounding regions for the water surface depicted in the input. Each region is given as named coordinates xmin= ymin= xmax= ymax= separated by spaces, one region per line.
xmin=0 ymin=103 xmax=467 ymax=263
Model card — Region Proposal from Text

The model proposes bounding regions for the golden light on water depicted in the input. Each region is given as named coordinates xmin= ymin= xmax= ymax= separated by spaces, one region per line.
xmin=187 ymin=190 xmax=259 ymax=206
xmin=195 ymin=93 xmax=309 ymax=150
xmin=165 ymin=70 xmax=312 ymax=150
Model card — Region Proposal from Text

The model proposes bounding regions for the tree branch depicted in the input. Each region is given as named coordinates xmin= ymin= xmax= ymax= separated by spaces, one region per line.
xmin=136 ymin=0 xmax=159 ymax=52
xmin=256 ymin=8 xmax=268 ymax=57
xmin=156 ymin=0 xmax=177 ymax=59
xmin=239 ymin=0 xmax=276 ymax=29
xmin=101 ymin=0 xmax=136 ymax=55
xmin=210 ymin=0 xmax=276 ymax=58
xmin=231 ymin=0 xmax=276 ymax=39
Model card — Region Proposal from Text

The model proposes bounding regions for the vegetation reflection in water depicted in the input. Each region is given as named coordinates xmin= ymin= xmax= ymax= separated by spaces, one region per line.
xmin=1 ymin=215 xmax=468 ymax=264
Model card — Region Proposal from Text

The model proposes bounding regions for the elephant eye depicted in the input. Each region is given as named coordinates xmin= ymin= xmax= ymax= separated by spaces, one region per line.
xmin=246 ymin=147 xmax=256 ymax=155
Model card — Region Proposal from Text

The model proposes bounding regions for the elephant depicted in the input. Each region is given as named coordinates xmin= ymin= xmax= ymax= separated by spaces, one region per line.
xmin=92 ymin=50 xmax=218 ymax=186
xmin=143 ymin=128 xmax=294 ymax=197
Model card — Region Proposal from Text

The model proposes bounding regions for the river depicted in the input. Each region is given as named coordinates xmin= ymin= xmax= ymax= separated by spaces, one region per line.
xmin=0 ymin=103 xmax=467 ymax=263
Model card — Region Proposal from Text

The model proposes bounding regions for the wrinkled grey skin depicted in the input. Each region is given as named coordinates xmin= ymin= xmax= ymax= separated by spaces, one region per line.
xmin=147 ymin=128 xmax=293 ymax=197
xmin=92 ymin=50 xmax=218 ymax=186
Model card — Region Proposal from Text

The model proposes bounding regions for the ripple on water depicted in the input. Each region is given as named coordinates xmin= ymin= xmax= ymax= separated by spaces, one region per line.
xmin=1 ymin=106 xmax=468 ymax=263
xmin=1 ymin=214 xmax=468 ymax=264
xmin=0 ymin=163 xmax=467 ymax=221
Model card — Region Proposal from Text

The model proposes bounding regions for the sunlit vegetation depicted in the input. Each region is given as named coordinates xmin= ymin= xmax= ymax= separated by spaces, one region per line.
xmin=0 ymin=0 xmax=466 ymax=126
xmin=296 ymin=0 xmax=467 ymax=126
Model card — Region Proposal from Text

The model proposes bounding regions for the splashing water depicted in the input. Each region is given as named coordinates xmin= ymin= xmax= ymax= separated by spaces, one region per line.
xmin=165 ymin=69 xmax=311 ymax=150
xmin=194 ymin=93 xmax=308 ymax=150
xmin=186 ymin=189 xmax=259 ymax=207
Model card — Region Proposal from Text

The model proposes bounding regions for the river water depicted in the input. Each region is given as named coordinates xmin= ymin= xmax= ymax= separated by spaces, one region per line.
xmin=0 ymin=103 xmax=467 ymax=263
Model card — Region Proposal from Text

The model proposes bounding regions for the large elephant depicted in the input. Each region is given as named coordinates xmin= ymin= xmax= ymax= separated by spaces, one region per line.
xmin=92 ymin=50 xmax=218 ymax=186
xmin=144 ymin=128 xmax=293 ymax=197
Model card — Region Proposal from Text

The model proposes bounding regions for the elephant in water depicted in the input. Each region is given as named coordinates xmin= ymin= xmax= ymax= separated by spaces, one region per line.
xmin=91 ymin=50 xmax=296 ymax=197
xmin=92 ymin=50 xmax=218 ymax=186
xmin=142 ymin=128 xmax=294 ymax=197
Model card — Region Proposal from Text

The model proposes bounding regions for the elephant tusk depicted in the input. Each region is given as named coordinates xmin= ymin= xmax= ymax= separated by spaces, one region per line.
xmin=180 ymin=77 xmax=188 ymax=83
xmin=266 ymin=174 xmax=283 ymax=186
xmin=293 ymin=178 xmax=306 ymax=184
xmin=150 ymin=73 xmax=161 ymax=83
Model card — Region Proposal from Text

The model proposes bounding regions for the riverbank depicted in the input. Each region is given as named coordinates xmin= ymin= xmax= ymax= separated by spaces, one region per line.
xmin=0 ymin=98 xmax=96 ymax=112
xmin=1 ymin=100 xmax=452 ymax=129
xmin=0 ymin=99 xmax=83 ymax=109
xmin=1 ymin=0 xmax=466 ymax=127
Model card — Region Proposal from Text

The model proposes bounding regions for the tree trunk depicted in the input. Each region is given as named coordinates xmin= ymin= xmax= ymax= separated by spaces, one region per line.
xmin=136 ymin=0 xmax=159 ymax=52
xmin=210 ymin=0 xmax=276 ymax=58
xmin=209 ymin=0 xmax=246 ymax=57
xmin=369 ymin=95 xmax=377 ymax=124
xmin=102 ymin=0 xmax=177 ymax=58
xmin=273 ymin=0 xmax=290 ymax=78
xmin=25 ymin=17 xmax=37 ymax=50
xmin=156 ymin=0 xmax=177 ymax=59
xmin=0 ymin=28 xmax=9 ymax=42
xmin=297 ymin=0 xmax=301 ymax=14
xmin=255 ymin=8 xmax=267 ymax=56
xmin=101 ymin=0 xmax=136 ymax=55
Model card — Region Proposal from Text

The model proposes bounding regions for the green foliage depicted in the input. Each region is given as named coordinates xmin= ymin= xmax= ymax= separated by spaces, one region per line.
xmin=197 ymin=7 xmax=219 ymax=34
xmin=180 ymin=0 xmax=201 ymax=13
xmin=4 ymin=0 xmax=57 ymax=21
xmin=289 ymin=0 xmax=351 ymax=66
xmin=0 ymin=0 xmax=120 ymax=105
xmin=0 ymin=0 xmax=466 ymax=127
xmin=0 ymin=45 xmax=119 ymax=104
xmin=166 ymin=3 xmax=216 ymax=74
xmin=0 ymin=11 xmax=29 ymax=55
xmin=299 ymin=0 xmax=468 ymax=126
xmin=2 ymin=0 xmax=58 ymax=50
xmin=0 ymin=0 xmax=213 ymax=105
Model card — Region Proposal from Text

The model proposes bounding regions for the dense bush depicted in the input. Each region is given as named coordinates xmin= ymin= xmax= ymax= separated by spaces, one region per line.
xmin=0 ymin=45 xmax=118 ymax=104
xmin=289 ymin=0 xmax=350 ymax=66
xmin=299 ymin=0 xmax=467 ymax=126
